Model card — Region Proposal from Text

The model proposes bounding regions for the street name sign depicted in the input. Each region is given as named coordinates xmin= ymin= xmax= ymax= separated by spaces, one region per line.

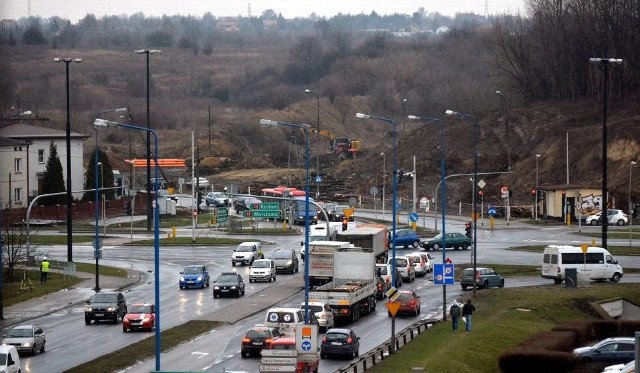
xmin=243 ymin=210 xmax=281 ymax=218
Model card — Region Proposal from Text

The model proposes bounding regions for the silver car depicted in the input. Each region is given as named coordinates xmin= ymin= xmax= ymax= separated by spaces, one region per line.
xmin=2 ymin=324 xmax=46 ymax=355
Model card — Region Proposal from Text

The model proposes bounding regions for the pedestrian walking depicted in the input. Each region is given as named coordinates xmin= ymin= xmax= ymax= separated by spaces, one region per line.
xmin=449 ymin=301 xmax=461 ymax=332
xmin=40 ymin=257 xmax=50 ymax=283
xmin=462 ymin=299 xmax=476 ymax=331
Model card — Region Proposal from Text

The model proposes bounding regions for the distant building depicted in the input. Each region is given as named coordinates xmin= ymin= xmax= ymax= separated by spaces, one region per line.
xmin=0 ymin=136 xmax=30 ymax=209
xmin=436 ymin=26 xmax=450 ymax=34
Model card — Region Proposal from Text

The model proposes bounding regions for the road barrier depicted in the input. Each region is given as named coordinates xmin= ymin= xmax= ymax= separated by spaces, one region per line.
xmin=337 ymin=317 xmax=439 ymax=372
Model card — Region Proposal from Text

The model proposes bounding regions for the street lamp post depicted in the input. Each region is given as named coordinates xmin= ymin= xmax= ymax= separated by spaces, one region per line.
xmin=305 ymin=89 xmax=321 ymax=199
xmin=97 ymin=162 xmax=105 ymax=236
xmin=590 ymin=57 xmax=623 ymax=250
xmin=408 ymin=115 xmax=447 ymax=319
xmin=381 ymin=152 xmax=386 ymax=219
xmin=260 ymin=119 xmax=311 ymax=324
xmin=445 ymin=109 xmax=479 ymax=295
xmin=630 ymin=161 xmax=636 ymax=247
xmin=135 ymin=49 xmax=161 ymax=231
xmin=94 ymin=135 xmax=101 ymax=292
xmin=54 ymin=57 xmax=82 ymax=263
xmin=356 ymin=112 xmax=398 ymax=353
xmin=94 ymin=118 xmax=161 ymax=371
xmin=535 ymin=154 xmax=541 ymax=220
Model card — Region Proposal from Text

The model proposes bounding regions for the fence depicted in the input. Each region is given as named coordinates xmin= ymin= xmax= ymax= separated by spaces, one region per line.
xmin=336 ymin=317 xmax=439 ymax=373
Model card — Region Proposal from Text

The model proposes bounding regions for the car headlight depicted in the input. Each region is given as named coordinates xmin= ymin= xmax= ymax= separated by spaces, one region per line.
xmin=107 ymin=307 xmax=116 ymax=312
xmin=197 ymin=276 xmax=202 ymax=281
xmin=231 ymin=285 xmax=237 ymax=289
xmin=142 ymin=316 xmax=151 ymax=322
xmin=22 ymin=342 xmax=31 ymax=347
xmin=214 ymin=286 xmax=220 ymax=290
xmin=286 ymin=260 xmax=292 ymax=265
xmin=85 ymin=307 xmax=93 ymax=312
xmin=180 ymin=276 xmax=185 ymax=282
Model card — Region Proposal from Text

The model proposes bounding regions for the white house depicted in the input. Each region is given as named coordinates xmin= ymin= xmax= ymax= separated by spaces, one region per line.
xmin=0 ymin=122 xmax=89 ymax=203
xmin=0 ymin=136 xmax=30 ymax=209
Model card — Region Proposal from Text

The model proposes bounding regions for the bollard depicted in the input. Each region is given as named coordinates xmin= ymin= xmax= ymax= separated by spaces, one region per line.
xmin=172 ymin=226 xmax=177 ymax=238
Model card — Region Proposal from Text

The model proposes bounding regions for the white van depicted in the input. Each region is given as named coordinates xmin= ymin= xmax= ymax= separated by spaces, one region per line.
xmin=0 ymin=345 xmax=21 ymax=373
xmin=263 ymin=307 xmax=305 ymax=337
xmin=541 ymin=245 xmax=623 ymax=284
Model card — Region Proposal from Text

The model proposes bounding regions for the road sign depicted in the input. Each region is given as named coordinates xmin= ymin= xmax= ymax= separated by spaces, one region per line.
xmin=296 ymin=325 xmax=318 ymax=355
xmin=243 ymin=210 xmax=281 ymax=218
xmin=259 ymin=202 xmax=280 ymax=210
xmin=261 ymin=349 xmax=297 ymax=357
xmin=261 ymin=357 xmax=297 ymax=365
xmin=385 ymin=286 xmax=400 ymax=301
xmin=315 ymin=175 xmax=322 ymax=183
xmin=386 ymin=301 xmax=401 ymax=317
xmin=478 ymin=179 xmax=486 ymax=189
xmin=369 ymin=186 xmax=378 ymax=197
xmin=297 ymin=354 xmax=319 ymax=362
xmin=93 ymin=249 xmax=102 ymax=260
xmin=500 ymin=186 xmax=508 ymax=194
xmin=433 ymin=263 xmax=455 ymax=285
xmin=259 ymin=366 xmax=296 ymax=372
xmin=487 ymin=207 xmax=497 ymax=216
xmin=92 ymin=238 xmax=102 ymax=250
xmin=348 ymin=197 xmax=357 ymax=207
xmin=409 ymin=212 xmax=419 ymax=222
xmin=581 ymin=243 xmax=589 ymax=254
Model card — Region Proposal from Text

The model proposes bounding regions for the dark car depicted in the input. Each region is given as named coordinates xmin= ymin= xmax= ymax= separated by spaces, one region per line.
xmin=234 ymin=196 xmax=262 ymax=214
xmin=179 ymin=265 xmax=210 ymax=289
xmin=213 ymin=272 xmax=245 ymax=298
xmin=391 ymin=229 xmax=421 ymax=249
xmin=271 ymin=249 xmax=299 ymax=274
xmin=320 ymin=328 xmax=360 ymax=359
xmin=459 ymin=267 xmax=505 ymax=290
xmin=573 ymin=337 xmax=635 ymax=364
xmin=85 ymin=292 xmax=127 ymax=324
xmin=421 ymin=232 xmax=472 ymax=251
xmin=240 ymin=325 xmax=282 ymax=358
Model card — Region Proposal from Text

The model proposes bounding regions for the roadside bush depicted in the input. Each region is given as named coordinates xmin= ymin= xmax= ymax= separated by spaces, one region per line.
xmin=522 ymin=330 xmax=577 ymax=352
xmin=499 ymin=347 xmax=579 ymax=373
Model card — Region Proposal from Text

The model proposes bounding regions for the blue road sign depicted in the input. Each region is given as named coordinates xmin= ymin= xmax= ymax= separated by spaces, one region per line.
xmin=487 ymin=206 xmax=497 ymax=216
xmin=433 ymin=263 xmax=455 ymax=285
xmin=315 ymin=175 xmax=322 ymax=183
xmin=409 ymin=212 xmax=419 ymax=222
xmin=301 ymin=340 xmax=312 ymax=352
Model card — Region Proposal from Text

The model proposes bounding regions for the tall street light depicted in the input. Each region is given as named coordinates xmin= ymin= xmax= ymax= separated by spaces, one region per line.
xmin=305 ymin=89 xmax=320 ymax=199
xmin=135 ymin=49 xmax=161 ymax=231
xmin=535 ymin=154 xmax=541 ymax=220
xmin=260 ymin=119 xmax=311 ymax=323
xmin=94 ymin=118 xmax=161 ymax=371
xmin=408 ymin=115 xmax=447 ymax=319
xmin=381 ymin=152 xmax=386 ymax=219
xmin=590 ymin=57 xmax=623 ymax=250
xmin=445 ymin=109 xmax=479 ymax=295
xmin=630 ymin=161 xmax=636 ymax=247
xmin=356 ymin=112 xmax=398 ymax=353
xmin=54 ymin=57 xmax=82 ymax=263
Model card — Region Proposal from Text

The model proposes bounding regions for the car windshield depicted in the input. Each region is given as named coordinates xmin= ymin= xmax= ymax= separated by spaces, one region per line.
xmin=237 ymin=246 xmax=253 ymax=252
xmin=462 ymin=269 xmax=475 ymax=276
xmin=253 ymin=261 xmax=270 ymax=268
xmin=246 ymin=329 xmax=272 ymax=338
xmin=129 ymin=305 xmax=152 ymax=314
xmin=389 ymin=258 xmax=408 ymax=266
xmin=308 ymin=305 xmax=324 ymax=313
xmin=183 ymin=266 xmax=202 ymax=275
xmin=325 ymin=332 xmax=349 ymax=342
xmin=431 ymin=233 xmax=443 ymax=239
xmin=217 ymin=275 xmax=238 ymax=282
xmin=91 ymin=293 xmax=117 ymax=303
xmin=8 ymin=327 xmax=33 ymax=337
xmin=0 ymin=353 xmax=6 ymax=365
xmin=407 ymin=256 xmax=420 ymax=264
xmin=396 ymin=293 xmax=413 ymax=301
xmin=272 ymin=251 xmax=291 ymax=259
xmin=376 ymin=266 xmax=389 ymax=275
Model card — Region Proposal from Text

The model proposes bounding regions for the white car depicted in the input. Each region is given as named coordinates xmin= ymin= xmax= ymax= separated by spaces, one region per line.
xmin=231 ymin=242 xmax=264 ymax=266
xmin=585 ymin=209 xmax=628 ymax=226
xmin=387 ymin=256 xmax=416 ymax=282
xmin=602 ymin=360 xmax=635 ymax=373
xmin=1 ymin=324 xmax=46 ymax=355
xmin=191 ymin=177 xmax=210 ymax=189
xmin=300 ymin=301 xmax=334 ymax=331
xmin=249 ymin=259 xmax=276 ymax=283
xmin=405 ymin=253 xmax=428 ymax=277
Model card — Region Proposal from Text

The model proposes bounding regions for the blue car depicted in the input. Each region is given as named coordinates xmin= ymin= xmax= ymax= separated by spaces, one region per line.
xmin=390 ymin=229 xmax=421 ymax=249
xmin=179 ymin=265 xmax=210 ymax=289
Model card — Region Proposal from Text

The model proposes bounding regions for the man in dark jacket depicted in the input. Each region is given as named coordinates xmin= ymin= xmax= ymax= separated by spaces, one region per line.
xmin=449 ymin=301 xmax=461 ymax=332
xmin=462 ymin=299 xmax=476 ymax=331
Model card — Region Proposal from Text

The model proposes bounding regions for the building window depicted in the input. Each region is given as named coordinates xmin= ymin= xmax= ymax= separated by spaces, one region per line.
xmin=14 ymin=187 xmax=22 ymax=202
xmin=14 ymin=157 xmax=22 ymax=173
xmin=38 ymin=149 xmax=45 ymax=163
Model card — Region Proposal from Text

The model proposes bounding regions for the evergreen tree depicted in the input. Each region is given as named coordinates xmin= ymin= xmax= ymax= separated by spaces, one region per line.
xmin=84 ymin=148 xmax=116 ymax=202
xmin=41 ymin=141 xmax=66 ymax=205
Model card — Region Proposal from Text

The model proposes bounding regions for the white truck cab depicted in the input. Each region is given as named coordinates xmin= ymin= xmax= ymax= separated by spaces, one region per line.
xmin=0 ymin=345 xmax=20 ymax=373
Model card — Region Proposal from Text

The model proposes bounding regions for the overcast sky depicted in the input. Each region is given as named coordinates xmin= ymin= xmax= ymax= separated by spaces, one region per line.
xmin=1 ymin=0 xmax=528 ymax=23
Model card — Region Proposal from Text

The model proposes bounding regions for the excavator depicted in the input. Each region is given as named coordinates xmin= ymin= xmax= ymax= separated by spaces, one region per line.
xmin=311 ymin=129 xmax=360 ymax=158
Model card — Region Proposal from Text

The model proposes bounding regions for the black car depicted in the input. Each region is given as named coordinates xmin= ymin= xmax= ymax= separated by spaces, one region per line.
xmin=234 ymin=196 xmax=262 ymax=214
xmin=85 ymin=292 xmax=127 ymax=324
xmin=240 ymin=325 xmax=282 ymax=358
xmin=271 ymin=249 xmax=299 ymax=274
xmin=213 ymin=272 xmax=246 ymax=298
xmin=320 ymin=328 xmax=360 ymax=359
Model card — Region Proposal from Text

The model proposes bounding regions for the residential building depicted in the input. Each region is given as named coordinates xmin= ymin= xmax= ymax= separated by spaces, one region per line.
xmin=0 ymin=136 xmax=29 ymax=209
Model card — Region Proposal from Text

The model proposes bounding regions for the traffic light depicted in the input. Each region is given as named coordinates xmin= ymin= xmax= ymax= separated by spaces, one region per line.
xmin=478 ymin=190 xmax=484 ymax=199
xmin=398 ymin=169 xmax=405 ymax=184
xmin=197 ymin=192 xmax=203 ymax=213
xmin=124 ymin=201 xmax=132 ymax=216
xmin=465 ymin=222 xmax=471 ymax=238
xmin=531 ymin=189 xmax=537 ymax=200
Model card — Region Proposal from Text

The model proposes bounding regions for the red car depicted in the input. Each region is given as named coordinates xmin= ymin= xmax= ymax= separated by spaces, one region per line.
xmin=122 ymin=304 xmax=155 ymax=332
xmin=388 ymin=290 xmax=421 ymax=317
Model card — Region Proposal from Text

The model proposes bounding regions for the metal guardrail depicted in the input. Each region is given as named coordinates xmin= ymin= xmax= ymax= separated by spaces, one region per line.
xmin=336 ymin=317 xmax=440 ymax=373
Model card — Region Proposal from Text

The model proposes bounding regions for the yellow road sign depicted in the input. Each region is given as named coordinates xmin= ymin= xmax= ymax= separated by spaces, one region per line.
xmin=580 ymin=243 xmax=588 ymax=254
xmin=386 ymin=301 xmax=401 ymax=317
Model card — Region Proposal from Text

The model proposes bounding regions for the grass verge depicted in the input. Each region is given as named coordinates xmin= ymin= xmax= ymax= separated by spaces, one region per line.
xmin=28 ymin=234 xmax=96 ymax=244
xmin=366 ymin=283 xmax=640 ymax=373
xmin=63 ymin=320 xmax=221 ymax=373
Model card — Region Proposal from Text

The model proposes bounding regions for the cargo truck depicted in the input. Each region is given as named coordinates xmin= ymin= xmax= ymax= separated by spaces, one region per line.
xmin=307 ymin=241 xmax=353 ymax=287
xmin=336 ymin=225 xmax=388 ymax=263
xmin=308 ymin=248 xmax=377 ymax=324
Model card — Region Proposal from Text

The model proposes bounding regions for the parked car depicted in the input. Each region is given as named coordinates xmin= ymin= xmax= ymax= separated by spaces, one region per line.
xmin=320 ymin=328 xmax=360 ymax=359
xmin=389 ymin=290 xmax=421 ymax=317
xmin=301 ymin=301 xmax=334 ymax=331
xmin=602 ymin=360 xmax=636 ymax=373
xmin=85 ymin=292 xmax=127 ymax=324
xmin=411 ymin=252 xmax=434 ymax=273
xmin=1 ymin=324 xmax=46 ymax=355
xmin=459 ymin=267 xmax=505 ymax=290
xmin=122 ymin=303 xmax=155 ymax=332
xmin=421 ymin=232 xmax=471 ymax=251
xmin=213 ymin=272 xmax=245 ymax=298
xmin=205 ymin=191 xmax=229 ymax=207
xmin=271 ymin=249 xmax=299 ymax=274
xmin=269 ymin=337 xmax=319 ymax=373
xmin=387 ymin=256 xmax=416 ymax=282
xmin=390 ymin=229 xmax=421 ymax=249
xmin=586 ymin=209 xmax=629 ymax=226
xmin=405 ymin=253 xmax=429 ymax=277
xmin=191 ymin=177 xmax=210 ymax=188
xmin=0 ymin=345 xmax=20 ymax=373
xmin=240 ymin=325 xmax=281 ymax=358
xmin=375 ymin=263 xmax=403 ymax=288
xmin=249 ymin=259 xmax=276 ymax=283
xmin=179 ymin=265 xmax=210 ymax=289
xmin=573 ymin=337 xmax=635 ymax=364
xmin=234 ymin=196 xmax=262 ymax=214
xmin=232 ymin=241 xmax=264 ymax=266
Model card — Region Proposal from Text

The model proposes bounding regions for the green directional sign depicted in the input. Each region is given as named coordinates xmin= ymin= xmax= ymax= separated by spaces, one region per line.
xmin=217 ymin=208 xmax=228 ymax=217
xmin=259 ymin=202 xmax=280 ymax=211
xmin=243 ymin=210 xmax=281 ymax=218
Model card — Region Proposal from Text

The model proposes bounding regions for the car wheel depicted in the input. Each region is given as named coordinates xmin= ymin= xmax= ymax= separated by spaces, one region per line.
xmin=617 ymin=219 xmax=625 ymax=226
xmin=463 ymin=245 xmax=470 ymax=250
xmin=355 ymin=348 xmax=359 ymax=357
xmin=274 ymin=276 xmax=277 ymax=282
xmin=241 ymin=351 xmax=248 ymax=358
xmin=213 ymin=293 xmax=219 ymax=298
xmin=40 ymin=341 xmax=45 ymax=353
xmin=484 ymin=280 xmax=489 ymax=289
xmin=31 ymin=345 xmax=36 ymax=356
xmin=415 ymin=307 xmax=420 ymax=317
xmin=232 ymin=262 xmax=236 ymax=266
xmin=206 ymin=280 xmax=210 ymax=288
xmin=206 ymin=201 xmax=211 ymax=206
xmin=123 ymin=327 xmax=127 ymax=333
xmin=411 ymin=240 xmax=419 ymax=248
xmin=85 ymin=317 xmax=91 ymax=325
xmin=499 ymin=279 xmax=505 ymax=288
xmin=295 ymin=264 xmax=299 ymax=273
xmin=249 ymin=278 xmax=254 ymax=283
xmin=113 ymin=315 xmax=119 ymax=324
xmin=590 ymin=220 xmax=597 ymax=226
xmin=433 ymin=243 xmax=440 ymax=250
xmin=461 ymin=285 xmax=467 ymax=290
xmin=320 ymin=352 xmax=326 ymax=359
xmin=611 ymin=273 xmax=622 ymax=283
